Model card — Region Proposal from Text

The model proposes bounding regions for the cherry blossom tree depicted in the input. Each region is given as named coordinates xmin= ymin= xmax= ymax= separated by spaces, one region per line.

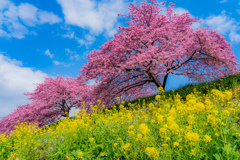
xmin=0 ymin=104 xmax=46 ymax=135
xmin=0 ymin=75 xmax=93 ymax=135
xmin=25 ymin=75 xmax=93 ymax=118
xmin=79 ymin=0 xmax=239 ymax=104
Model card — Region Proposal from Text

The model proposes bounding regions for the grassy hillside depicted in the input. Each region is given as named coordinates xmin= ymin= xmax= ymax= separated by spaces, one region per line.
xmin=127 ymin=73 xmax=240 ymax=108
xmin=1 ymin=74 xmax=240 ymax=160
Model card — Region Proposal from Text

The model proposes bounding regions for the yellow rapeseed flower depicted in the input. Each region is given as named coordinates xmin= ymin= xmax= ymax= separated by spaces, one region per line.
xmin=162 ymin=144 xmax=168 ymax=147
xmin=223 ymin=110 xmax=230 ymax=118
xmin=136 ymin=133 xmax=142 ymax=141
xmin=139 ymin=123 xmax=150 ymax=135
xmin=185 ymin=132 xmax=200 ymax=142
xmin=225 ymin=90 xmax=232 ymax=100
xmin=207 ymin=114 xmax=216 ymax=126
xmin=122 ymin=143 xmax=131 ymax=150
xmin=128 ymin=131 xmax=135 ymax=136
xmin=78 ymin=151 xmax=83 ymax=157
xmin=145 ymin=147 xmax=159 ymax=157
xmin=151 ymin=119 xmax=155 ymax=124
xmin=158 ymin=87 xmax=164 ymax=94
xmin=195 ymin=102 xmax=205 ymax=113
xmin=155 ymin=95 xmax=161 ymax=101
xmin=159 ymin=128 xmax=167 ymax=135
xmin=81 ymin=102 xmax=85 ymax=108
xmin=157 ymin=115 xmax=164 ymax=124
xmin=165 ymin=137 xmax=170 ymax=141
xmin=89 ymin=137 xmax=95 ymax=142
xmin=188 ymin=115 xmax=195 ymax=125
xmin=173 ymin=142 xmax=179 ymax=148
xmin=203 ymin=135 xmax=212 ymax=143
xmin=191 ymin=149 xmax=196 ymax=155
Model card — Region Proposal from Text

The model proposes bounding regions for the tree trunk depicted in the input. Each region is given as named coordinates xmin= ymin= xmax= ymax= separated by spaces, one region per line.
xmin=149 ymin=72 xmax=162 ymax=88
xmin=162 ymin=74 xmax=169 ymax=91
xmin=149 ymin=72 xmax=169 ymax=91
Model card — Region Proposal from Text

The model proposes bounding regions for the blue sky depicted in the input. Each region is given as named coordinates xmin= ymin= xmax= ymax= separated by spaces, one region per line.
xmin=0 ymin=0 xmax=240 ymax=118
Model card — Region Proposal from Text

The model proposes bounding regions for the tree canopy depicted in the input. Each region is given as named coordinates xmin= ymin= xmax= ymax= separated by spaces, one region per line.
xmin=25 ymin=75 xmax=93 ymax=118
xmin=0 ymin=75 xmax=93 ymax=135
xmin=80 ymin=0 xmax=239 ymax=104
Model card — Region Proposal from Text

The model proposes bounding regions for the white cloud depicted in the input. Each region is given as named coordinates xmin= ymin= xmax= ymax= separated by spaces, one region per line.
xmin=77 ymin=34 xmax=96 ymax=48
xmin=57 ymin=0 xmax=128 ymax=36
xmin=0 ymin=29 xmax=8 ymax=37
xmin=205 ymin=14 xmax=233 ymax=35
xmin=38 ymin=11 xmax=62 ymax=24
xmin=60 ymin=1 xmax=240 ymax=45
xmin=62 ymin=31 xmax=75 ymax=39
xmin=44 ymin=49 xmax=54 ymax=58
xmin=0 ymin=54 xmax=48 ymax=118
xmin=59 ymin=1 xmax=194 ymax=47
xmin=17 ymin=3 xmax=38 ymax=26
xmin=53 ymin=60 xmax=61 ymax=65
xmin=65 ymin=48 xmax=76 ymax=54
xmin=0 ymin=2 xmax=29 ymax=39
xmin=173 ymin=7 xmax=189 ymax=15
xmin=29 ymin=30 xmax=38 ymax=36
xmin=62 ymin=31 xmax=96 ymax=48
xmin=65 ymin=48 xmax=80 ymax=60
xmin=0 ymin=0 xmax=11 ymax=10
xmin=219 ymin=0 xmax=228 ymax=3
xmin=229 ymin=31 xmax=240 ymax=43
xmin=70 ymin=54 xmax=80 ymax=60
xmin=0 ymin=0 xmax=61 ymax=39
xmin=53 ymin=60 xmax=69 ymax=67
xmin=203 ymin=12 xmax=240 ymax=43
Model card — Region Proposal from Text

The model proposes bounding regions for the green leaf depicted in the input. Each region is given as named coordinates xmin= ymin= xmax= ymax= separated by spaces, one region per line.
xmin=214 ymin=153 xmax=221 ymax=160
xmin=52 ymin=151 xmax=62 ymax=157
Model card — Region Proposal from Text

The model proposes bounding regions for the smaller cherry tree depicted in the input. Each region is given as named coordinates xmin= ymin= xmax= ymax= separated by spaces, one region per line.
xmin=25 ymin=75 xmax=93 ymax=119
xmin=0 ymin=75 xmax=93 ymax=135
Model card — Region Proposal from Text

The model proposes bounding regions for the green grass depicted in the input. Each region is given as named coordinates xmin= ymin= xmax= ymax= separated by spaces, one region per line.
xmin=126 ymin=73 xmax=240 ymax=107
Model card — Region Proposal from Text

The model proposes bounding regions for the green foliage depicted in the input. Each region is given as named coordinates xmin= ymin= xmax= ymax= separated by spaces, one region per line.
xmin=127 ymin=73 xmax=240 ymax=108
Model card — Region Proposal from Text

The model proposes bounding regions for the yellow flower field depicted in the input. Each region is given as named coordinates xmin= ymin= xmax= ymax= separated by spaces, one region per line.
xmin=1 ymin=87 xmax=240 ymax=159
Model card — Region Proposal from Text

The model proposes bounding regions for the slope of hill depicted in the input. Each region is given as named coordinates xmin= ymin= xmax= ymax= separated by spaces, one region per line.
xmin=127 ymin=73 xmax=240 ymax=108
xmin=1 ymin=74 xmax=240 ymax=160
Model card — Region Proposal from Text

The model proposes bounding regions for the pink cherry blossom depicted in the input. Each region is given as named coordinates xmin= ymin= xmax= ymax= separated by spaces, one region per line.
xmin=25 ymin=75 xmax=93 ymax=117
xmin=79 ymin=0 xmax=239 ymax=105
xmin=0 ymin=75 xmax=93 ymax=135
